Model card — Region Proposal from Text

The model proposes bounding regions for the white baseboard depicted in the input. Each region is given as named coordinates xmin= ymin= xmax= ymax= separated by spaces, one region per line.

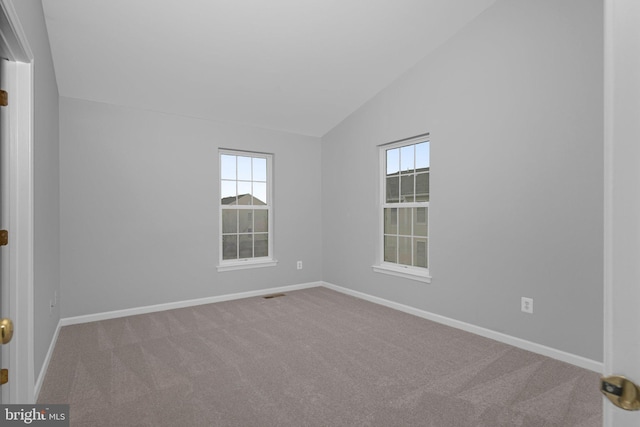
xmin=37 ymin=281 xmax=320 ymax=400
xmin=59 ymin=281 xmax=322 ymax=327
xmin=41 ymin=278 xmax=601 ymax=399
xmin=321 ymin=281 xmax=603 ymax=373
xmin=34 ymin=319 xmax=63 ymax=401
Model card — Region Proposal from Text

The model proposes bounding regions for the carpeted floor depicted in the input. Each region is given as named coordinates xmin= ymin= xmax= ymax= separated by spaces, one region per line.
xmin=38 ymin=287 xmax=602 ymax=426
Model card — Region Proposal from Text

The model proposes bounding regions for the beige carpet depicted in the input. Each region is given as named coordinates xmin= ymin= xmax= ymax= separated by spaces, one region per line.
xmin=38 ymin=287 xmax=602 ymax=426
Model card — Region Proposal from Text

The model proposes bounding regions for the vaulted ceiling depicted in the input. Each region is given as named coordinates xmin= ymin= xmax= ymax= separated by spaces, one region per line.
xmin=42 ymin=0 xmax=497 ymax=136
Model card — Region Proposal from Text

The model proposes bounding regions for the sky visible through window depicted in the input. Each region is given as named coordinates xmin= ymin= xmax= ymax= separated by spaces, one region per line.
xmin=221 ymin=154 xmax=267 ymax=205
xmin=386 ymin=142 xmax=429 ymax=175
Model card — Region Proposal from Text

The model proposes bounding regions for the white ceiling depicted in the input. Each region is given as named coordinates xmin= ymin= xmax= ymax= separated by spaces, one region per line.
xmin=42 ymin=0 xmax=497 ymax=137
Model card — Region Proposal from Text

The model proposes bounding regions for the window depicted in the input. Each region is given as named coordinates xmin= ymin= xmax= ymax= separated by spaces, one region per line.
xmin=218 ymin=150 xmax=276 ymax=271
xmin=373 ymin=135 xmax=430 ymax=282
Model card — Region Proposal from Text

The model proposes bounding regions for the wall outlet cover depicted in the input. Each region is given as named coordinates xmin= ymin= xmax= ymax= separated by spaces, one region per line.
xmin=521 ymin=297 xmax=534 ymax=314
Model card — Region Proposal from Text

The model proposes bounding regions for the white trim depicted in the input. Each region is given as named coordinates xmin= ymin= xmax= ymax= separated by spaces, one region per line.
xmin=0 ymin=0 xmax=33 ymax=62
xmin=34 ymin=319 xmax=62 ymax=401
xmin=603 ymin=1 xmax=640 ymax=425
xmin=603 ymin=2 xmax=614 ymax=426
xmin=218 ymin=149 xmax=275 ymax=268
xmin=322 ymin=281 xmax=603 ymax=373
xmin=60 ymin=281 xmax=321 ymax=327
xmin=0 ymin=0 xmax=35 ymax=404
xmin=379 ymin=132 xmax=431 ymax=149
xmin=372 ymin=263 xmax=431 ymax=283
xmin=0 ymin=30 xmax=9 ymax=407
xmin=217 ymin=259 xmax=278 ymax=272
xmin=9 ymin=57 xmax=34 ymax=405
xmin=377 ymin=136 xmax=430 ymax=275
xmin=38 ymin=279 xmax=601 ymax=403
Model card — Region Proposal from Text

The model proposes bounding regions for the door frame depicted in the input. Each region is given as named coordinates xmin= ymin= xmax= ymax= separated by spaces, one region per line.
xmin=603 ymin=0 xmax=640 ymax=426
xmin=0 ymin=0 xmax=34 ymax=404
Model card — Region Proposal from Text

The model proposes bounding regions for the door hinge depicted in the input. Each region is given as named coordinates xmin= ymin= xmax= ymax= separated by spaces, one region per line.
xmin=0 ymin=369 xmax=7 ymax=385
xmin=0 ymin=90 xmax=7 ymax=107
xmin=0 ymin=230 xmax=7 ymax=246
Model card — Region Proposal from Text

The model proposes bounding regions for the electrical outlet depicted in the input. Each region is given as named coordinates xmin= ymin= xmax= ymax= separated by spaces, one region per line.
xmin=50 ymin=299 xmax=54 ymax=314
xmin=297 ymin=261 xmax=303 ymax=270
xmin=521 ymin=297 xmax=534 ymax=314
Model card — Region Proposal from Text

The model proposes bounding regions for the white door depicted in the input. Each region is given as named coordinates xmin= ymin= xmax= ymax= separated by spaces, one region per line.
xmin=0 ymin=0 xmax=34 ymax=404
xmin=0 ymin=55 xmax=10 ymax=405
xmin=603 ymin=0 xmax=640 ymax=426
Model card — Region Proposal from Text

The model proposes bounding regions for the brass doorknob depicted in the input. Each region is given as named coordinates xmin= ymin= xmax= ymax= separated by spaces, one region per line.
xmin=0 ymin=318 xmax=13 ymax=345
xmin=601 ymin=375 xmax=640 ymax=411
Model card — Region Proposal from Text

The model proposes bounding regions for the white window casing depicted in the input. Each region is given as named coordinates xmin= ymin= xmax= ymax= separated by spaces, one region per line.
xmin=217 ymin=149 xmax=277 ymax=271
xmin=374 ymin=134 xmax=431 ymax=283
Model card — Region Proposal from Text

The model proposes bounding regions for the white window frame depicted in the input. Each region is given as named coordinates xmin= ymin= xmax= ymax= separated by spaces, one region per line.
xmin=373 ymin=134 xmax=431 ymax=283
xmin=217 ymin=149 xmax=277 ymax=272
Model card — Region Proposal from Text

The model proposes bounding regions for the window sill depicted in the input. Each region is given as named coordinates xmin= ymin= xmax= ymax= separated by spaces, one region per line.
xmin=372 ymin=264 xmax=431 ymax=283
xmin=217 ymin=259 xmax=278 ymax=272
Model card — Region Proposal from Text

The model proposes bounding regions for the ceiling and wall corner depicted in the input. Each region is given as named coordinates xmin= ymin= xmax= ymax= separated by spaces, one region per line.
xmin=41 ymin=0 xmax=497 ymax=137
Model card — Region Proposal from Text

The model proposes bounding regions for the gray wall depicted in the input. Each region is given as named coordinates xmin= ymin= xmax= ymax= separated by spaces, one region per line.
xmin=321 ymin=0 xmax=603 ymax=361
xmin=60 ymin=97 xmax=322 ymax=318
xmin=11 ymin=0 xmax=61 ymax=383
xmin=56 ymin=0 xmax=603 ymax=366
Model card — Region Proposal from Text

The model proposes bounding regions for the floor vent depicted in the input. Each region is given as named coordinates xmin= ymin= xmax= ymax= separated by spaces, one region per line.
xmin=263 ymin=293 xmax=286 ymax=299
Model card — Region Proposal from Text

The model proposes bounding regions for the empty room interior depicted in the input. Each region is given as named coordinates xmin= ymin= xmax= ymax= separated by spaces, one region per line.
xmin=3 ymin=0 xmax=631 ymax=425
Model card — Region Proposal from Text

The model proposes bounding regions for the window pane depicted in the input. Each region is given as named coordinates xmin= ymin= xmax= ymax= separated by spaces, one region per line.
xmin=416 ymin=142 xmax=430 ymax=169
xmin=414 ymin=207 xmax=428 ymax=237
xmin=253 ymin=182 xmax=267 ymax=205
xmin=221 ymin=180 xmax=237 ymax=204
xmin=222 ymin=209 xmax=238 ymax=234
xmin=379 ymin=140 xmax=429 ymax=271
xmin=398 ymin=208 xmax=412 ymax=236
xmin=254 ymin=233 xmax=268 ymax=257
xmin=239 ymin=210 xmax=253 ymax=232
xmin=221 ymin=155 xmax=236 ymax=180
xmin=386 ymin=176 xmax=399 ymax=203
xmin=237 ymin=182 xmax=252 ymax=205
xmin=413 ymin=238 xmax=428 ymax=268
xmin=239 ymin=234 xmax=253 ymax=258
xmin=416 ymin=173 xmax=429 ymax=202
xmin=222 ymin=235 xmax=237 ymax=260
xmin=386 ymin=148 xmax=399 ymax=175
xmin=220 ymin=151 xmax=272 ymax=264
xmin=384 ymin=236 xmax=397 ymax=262
xmin=384 ymin=208 xmax=397 ymax=235
xmin=400 ymin=145 xmax=414 ymax=173
xmin=237 ymin=156 xmax=252 ymax=180
xmin=398 ymin=236 xmax=412 ymax=265
xmin=401 ymin=174 xmax=415 ymax=202
xmin=253 ymin=158 xmax=267 ymax=182
xmin=254 ymin=210 xmax=268 ymax=233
